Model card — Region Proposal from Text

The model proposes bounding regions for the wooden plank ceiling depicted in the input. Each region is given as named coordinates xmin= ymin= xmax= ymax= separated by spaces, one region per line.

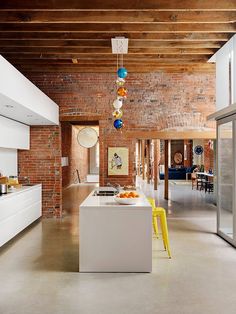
xmin=0 ymin=0 xmax=236 ymax=73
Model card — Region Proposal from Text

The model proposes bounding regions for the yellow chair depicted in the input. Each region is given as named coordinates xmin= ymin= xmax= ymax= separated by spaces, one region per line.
xmin=147 ymin=197 xmax=171 ymax=258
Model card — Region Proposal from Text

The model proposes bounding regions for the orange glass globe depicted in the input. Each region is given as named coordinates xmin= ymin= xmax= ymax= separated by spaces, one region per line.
xmin=117 ymin=87 xmax=127 ymax=97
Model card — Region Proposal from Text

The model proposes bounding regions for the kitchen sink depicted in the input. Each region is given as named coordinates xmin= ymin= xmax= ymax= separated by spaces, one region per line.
xmin=93 ymin=190 xmax=118 ymax=196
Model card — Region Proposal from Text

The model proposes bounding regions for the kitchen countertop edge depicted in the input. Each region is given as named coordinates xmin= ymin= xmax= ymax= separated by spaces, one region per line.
xmin=0 ymin=184 xmax=42 ymax=201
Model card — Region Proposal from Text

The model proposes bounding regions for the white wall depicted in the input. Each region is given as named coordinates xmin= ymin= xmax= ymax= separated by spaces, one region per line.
xmin=0 ymin=148 xmax=17 ymax=177
xmin=89 ymin=142 xmax=99 ymax=174
xmin=0 ymin=116 xmax=29 ymax=150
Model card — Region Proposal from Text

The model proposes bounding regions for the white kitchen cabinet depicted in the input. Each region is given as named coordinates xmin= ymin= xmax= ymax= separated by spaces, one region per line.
xmin=0 ymin=148 xmax=17 ymax=176
xmin=0 ymin=184 xmax=42 ymax=247
xmin=0 ymin=116 xmax=29 ymax=149
xmin=209 ymin=34 xmax=236 ymax=111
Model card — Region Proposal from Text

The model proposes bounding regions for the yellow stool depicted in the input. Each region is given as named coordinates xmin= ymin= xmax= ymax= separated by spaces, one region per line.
xmin=148 ymin=197 xmax=171 ymax=258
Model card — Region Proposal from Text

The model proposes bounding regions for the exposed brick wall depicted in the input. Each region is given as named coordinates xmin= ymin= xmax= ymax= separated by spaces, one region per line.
xmin=18 ymin=126 xmax=61 ymax=218
xmin=203 ymin=139 xmax=214 ymax=171
xmin=18 ymin=71 xmax=216 ymax=217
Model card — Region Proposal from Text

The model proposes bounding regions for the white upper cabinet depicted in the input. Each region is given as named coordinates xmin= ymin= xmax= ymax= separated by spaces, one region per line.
xmin=0 ymin=55 xmax=59 ymax=126
xmin=0 ymin=116 xmax=29 ymax=150
xmin=209 ymin=34 xmax=236 ymax=111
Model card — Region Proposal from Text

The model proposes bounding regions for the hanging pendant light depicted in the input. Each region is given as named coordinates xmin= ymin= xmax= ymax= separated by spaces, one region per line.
xmin=111 ymin=37 xmax=129 ymax=130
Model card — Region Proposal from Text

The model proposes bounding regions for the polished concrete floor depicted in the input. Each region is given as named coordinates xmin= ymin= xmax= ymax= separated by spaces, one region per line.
xmin=1 ymin=181 xmax=236 ymax=314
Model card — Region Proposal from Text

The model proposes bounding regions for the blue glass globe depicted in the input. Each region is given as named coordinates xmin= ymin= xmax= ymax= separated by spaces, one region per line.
xmin=113 ymin=119 xmax=123 ymax=129
xmin=117 ymin=67 xmax=128 ymax=79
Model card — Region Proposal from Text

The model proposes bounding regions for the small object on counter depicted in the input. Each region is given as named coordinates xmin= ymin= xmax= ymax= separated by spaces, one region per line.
xmin=114 ymin=191 xmax=141 ymax=205
xmin=123 ymin=185 xmax=136 ymax=191
xmin=0 ymin=177 xmax=8 ymax=184
xmin=12 ymin=184 xmax=22 ymax=189
xmin=117 ymin=191 xmax=139 ymax=198
xmin=8 ymin=176 xmax=19 ymax=185
xmin=0 ymin=184 xmax=8 ymax=195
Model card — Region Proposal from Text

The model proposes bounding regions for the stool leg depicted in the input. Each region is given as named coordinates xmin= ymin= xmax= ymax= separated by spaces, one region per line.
xmin=152 ymin=215 xmax=159 ymax=238
xmin=159 ymin=214 xmax=167 ymax=250
xmin=159 ymin=211 xmax=171 ymax=258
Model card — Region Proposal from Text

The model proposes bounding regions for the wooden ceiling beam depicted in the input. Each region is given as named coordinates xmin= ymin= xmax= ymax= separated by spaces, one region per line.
xmin=0 ymin=11 xmax=235 ymax=23
xmin=10 ymin=62 xmax=212 ymax=68
xmin=0 ymin=40 xmax=222 ymax=49
xmin=0 ymin=0 xmax=236 ymax=11
xmin=2 ymin=53 xmax=210 ymax=60
xmin=14 ymin=64 xmax=215 ymax=74
xmin=125 ymin=129 xmax=216 ymax=140
xmin=0 ymin=32 xmax=230 ymax=41
xmin=9 ymin=58 xmax=210 ymax=65
xmin=0 ymin=23 xmax=235 ymax=33
xmin=0 ymin=47 xmax=216 ymax=54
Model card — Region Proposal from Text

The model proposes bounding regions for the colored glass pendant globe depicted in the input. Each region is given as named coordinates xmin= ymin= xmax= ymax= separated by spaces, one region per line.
xmin=112 ymin=109 xmax=123 ymax=119
xmin=114 ymin=119 xmax=123 ymax=129
xmin=113 ymin=98 xmax=123 ymax=109
xmin=117 ymin=86 xmax=127 ymax=98
xmin=116 ymin=77 xmax=125 ymax=86
xmin=117 ymin=67 xmax=128 ymax=79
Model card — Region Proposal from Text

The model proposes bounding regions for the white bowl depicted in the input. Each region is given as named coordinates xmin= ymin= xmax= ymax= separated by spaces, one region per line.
xmin=114 ymin=193 xmax=141 ymax=205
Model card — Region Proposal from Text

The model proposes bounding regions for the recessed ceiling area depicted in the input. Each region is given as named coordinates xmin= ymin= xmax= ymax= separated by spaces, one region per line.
xmin=0 ymin=1 xmax=235 ymax=73
xmin=0 ymin=93 xmax=58 ymax=125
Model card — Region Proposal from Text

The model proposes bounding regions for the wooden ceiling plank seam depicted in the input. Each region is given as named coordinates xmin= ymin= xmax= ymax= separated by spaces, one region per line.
xmin=0 ymin=23 xmax=235 ymax=33
xmin=0 ymin=11 xmax=235 ymax=23
xmin=0 ymin=0 xmax=236 ymax=11
xmin=0 ymin=47 xmax=217 ymax=54
xmin=0 ymin=32 xmax=231 ymax=41
xmin=0 ymin=40 xmax=223 ymax=48
xmin=2 ymin=53 xmax=211 ymax=60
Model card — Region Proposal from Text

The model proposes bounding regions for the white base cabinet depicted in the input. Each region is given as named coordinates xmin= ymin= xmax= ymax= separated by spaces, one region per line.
xmin=0 ymin=185 xmax=42 ymax=247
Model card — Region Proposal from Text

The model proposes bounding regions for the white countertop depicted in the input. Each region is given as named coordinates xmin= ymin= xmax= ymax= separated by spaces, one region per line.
xmin=0 ymin=184 xmax=42 ymax=201
xmin=80 ymin=187 xmax=151 ymax=209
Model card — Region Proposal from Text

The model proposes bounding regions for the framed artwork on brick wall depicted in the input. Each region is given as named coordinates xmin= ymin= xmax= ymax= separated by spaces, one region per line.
xmin=108 ymin=147 xmax=129 ymax=176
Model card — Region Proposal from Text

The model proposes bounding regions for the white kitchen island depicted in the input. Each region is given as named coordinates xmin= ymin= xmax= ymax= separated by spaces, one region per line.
xmin=79 ymin=188 xmax=152 ymax=272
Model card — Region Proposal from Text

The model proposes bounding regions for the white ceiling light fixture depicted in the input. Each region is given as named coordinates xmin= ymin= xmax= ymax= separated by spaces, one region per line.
xmin=111 ymin=37 xmax=129 ymax=54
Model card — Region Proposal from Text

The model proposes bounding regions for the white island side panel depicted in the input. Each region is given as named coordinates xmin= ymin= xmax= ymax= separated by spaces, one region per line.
xmin=79 ymin=190 xmax=152 ymax=272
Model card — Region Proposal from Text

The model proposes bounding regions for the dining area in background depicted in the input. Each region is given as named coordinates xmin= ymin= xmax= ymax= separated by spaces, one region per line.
xmin=192 ymin=168 xmax=214 ymax=193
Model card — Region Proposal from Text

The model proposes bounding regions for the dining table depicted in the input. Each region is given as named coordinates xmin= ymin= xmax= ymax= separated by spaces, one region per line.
xmin=195 ymin=172 xmax=214 ymax=192
xmin=195 ymin=171 xmax=214 ymax=178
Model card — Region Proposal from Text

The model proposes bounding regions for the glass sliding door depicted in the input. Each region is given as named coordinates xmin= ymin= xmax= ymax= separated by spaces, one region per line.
xmin=217 ymin=116 xmax=235 ymax=245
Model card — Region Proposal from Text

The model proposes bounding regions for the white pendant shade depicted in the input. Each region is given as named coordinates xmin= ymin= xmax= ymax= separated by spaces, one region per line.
xmin=77 ymin=127 xmax=98 ymax=148
xmin=113 ymin=98 xmax=123 ymax=109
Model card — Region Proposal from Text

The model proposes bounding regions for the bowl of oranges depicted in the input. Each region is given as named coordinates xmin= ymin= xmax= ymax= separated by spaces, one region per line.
xmin=114 ymin=191 xmax=141 ymax=205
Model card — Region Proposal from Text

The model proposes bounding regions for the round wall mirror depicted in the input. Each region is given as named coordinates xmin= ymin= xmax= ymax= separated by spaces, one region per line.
xmin=77 ymin=127 xmax=98 ymax=148
xmin=174 ymin=152 xmax=183 ymax=164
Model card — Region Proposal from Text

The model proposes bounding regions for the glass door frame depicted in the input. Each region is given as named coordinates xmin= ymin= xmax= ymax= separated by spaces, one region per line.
xmin=217 ymin=114 xmax=236 ymax=246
